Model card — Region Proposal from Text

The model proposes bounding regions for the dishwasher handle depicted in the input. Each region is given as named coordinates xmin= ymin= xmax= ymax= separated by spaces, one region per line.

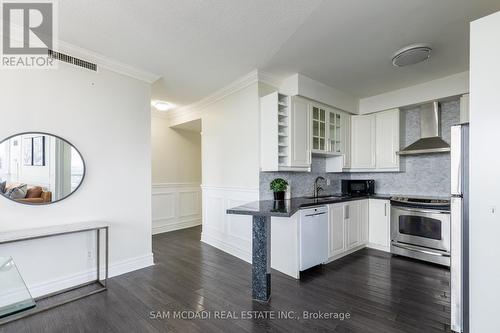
xmin=304 ymin=212 xmax=327 ymax=217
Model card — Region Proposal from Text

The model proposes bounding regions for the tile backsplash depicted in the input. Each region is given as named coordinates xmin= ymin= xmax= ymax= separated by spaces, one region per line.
xmin=259 ymin=99 xmax=460 ymax=200
xmin=260 ymin=157 xmax=344 ymax=200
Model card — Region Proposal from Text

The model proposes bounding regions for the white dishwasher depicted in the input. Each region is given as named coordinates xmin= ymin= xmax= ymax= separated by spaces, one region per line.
xmin=299 ymin=206 xmax=328 ymax=271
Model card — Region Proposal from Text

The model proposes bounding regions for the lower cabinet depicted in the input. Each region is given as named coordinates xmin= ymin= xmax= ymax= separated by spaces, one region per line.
xmin=328 ymin=200 xmax=368 ymax=259
xmin=368 ymin=199 xmax=391 ymax=251
xmin=329 ymin=203 xmax=345 ymax=257
xmin=345 ymin=203 xmax=360 ymax=249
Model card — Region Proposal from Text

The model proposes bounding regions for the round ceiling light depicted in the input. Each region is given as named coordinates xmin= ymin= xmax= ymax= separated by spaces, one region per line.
xmin=152 ymin=100 xmax=172 ymax=112
xmin=392 ymin=43 xmax=432 ymax=67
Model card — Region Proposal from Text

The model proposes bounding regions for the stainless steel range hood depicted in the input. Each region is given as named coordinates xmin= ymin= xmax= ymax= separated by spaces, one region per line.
xmin=397 ymin=101 xmax=451 ymax=155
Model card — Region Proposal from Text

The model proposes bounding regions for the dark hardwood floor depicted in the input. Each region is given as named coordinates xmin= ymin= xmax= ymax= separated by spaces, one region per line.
xmin=1 ymin=226 xmax=451 ymax=332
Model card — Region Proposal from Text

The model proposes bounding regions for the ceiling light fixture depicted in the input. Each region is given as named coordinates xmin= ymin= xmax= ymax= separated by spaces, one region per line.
xmin=152 ymin=100 xmax=172 ymax=112
xmin=392 ymin=43 xmax=432 ymax=67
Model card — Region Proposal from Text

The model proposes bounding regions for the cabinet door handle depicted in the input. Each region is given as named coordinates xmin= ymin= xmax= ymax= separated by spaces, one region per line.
xmin=345 ymin=206 xmax=350 ymax=219
xmin=384 ymin=203 xmax=387 ymax=217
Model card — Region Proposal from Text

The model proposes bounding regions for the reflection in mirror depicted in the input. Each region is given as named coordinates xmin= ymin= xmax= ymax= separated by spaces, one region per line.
xmin=0 ymin=133 xmax=85 ymax=205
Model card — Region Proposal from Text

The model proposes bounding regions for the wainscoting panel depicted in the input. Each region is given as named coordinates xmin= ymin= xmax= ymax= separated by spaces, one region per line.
xmin=152 ymin=183 xmax=202 ymax=234
xmin=200 ymin=185 xmax=259 ymax=263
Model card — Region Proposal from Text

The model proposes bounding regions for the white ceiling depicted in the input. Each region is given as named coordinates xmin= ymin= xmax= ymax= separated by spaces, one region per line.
xmin=58 ymin=0 xmax=500 ymax=108
xmin=58 ymin=0 xmax=323 ymax=106
xmin=263 ymin=0 xmax=500 ymax=98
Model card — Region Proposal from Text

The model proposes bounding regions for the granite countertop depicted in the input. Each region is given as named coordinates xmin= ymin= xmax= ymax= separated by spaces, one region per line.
xmin=226 ymin=194 xmax=393 ymax=218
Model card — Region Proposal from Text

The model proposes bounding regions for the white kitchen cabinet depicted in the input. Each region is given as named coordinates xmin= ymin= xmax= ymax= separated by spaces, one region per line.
xmin=341 ymin=115 xmax=351 ymax=169
xmin=359 ymin=199 xmax=369 ymax=244
xmin=260 ymin=92 xmax=310 ymax=172
xmin=290 ymin=97 xmax=311 ymax=168
xmin=311 ymin=104 xmax=328 ymax=153
xmin=328 ymin=203 xmax=345 ymax=257
xmin=460 ymin=94 xmax=469 ymax=124
xmin=368 ymin=199 xmax=390 ymax=251
xmin=311 ymin=102 xmax=350 ymax=158
xmin=350 ymin=109 xmax=400 ymax=172
xmin=375 ymin=109 xmax=400 ymax=170
xmin=328 ymin=199 xmax=369 ymax=260
xmin=345 ymin=202 xmax=360 ymax=249
xmin=351 ymin=114 xmax=376 ymax=169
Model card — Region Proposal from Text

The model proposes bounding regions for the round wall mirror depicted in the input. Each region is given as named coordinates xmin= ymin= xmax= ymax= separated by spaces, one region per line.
xmin=0 ymin=133 xmax=85 ymax=205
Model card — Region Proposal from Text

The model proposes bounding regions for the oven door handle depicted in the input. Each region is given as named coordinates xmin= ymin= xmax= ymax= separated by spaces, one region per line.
xmin=392 ymin=206 xmax=450 ymax=215
xmin=391 ymin=242 xmax=450 ymax=257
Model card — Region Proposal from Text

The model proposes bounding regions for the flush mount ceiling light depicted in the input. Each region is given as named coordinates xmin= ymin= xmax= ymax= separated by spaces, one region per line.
xmin=392 ymin=43 xmax=432 ymax=67
xmin=152 ymin=100 xmax=172 ymax=112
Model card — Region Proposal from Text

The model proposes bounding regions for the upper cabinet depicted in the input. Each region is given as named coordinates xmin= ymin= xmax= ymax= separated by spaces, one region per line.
xmin=460 ymin=94 xmax=469 ymax=124
xmin=290 ymin=97 xmax=312 ymax=169
xmin=260 ymin=92 xmax=398 ymax=173
xmin=260 ymin=92 xmax=311 ymax=172
xmin=311 ymin=104 xmax=349 ymax=157
xmin=350 ymin=114 xmax=376 ymax=169
xmin=311 ymin=105 xmax=327 ymax=153
xmin=341 ymin=115 xmax=351 ymax=169
xmin=310 ymin=102 xmax=351 ymax=171
xmin=375 ymin=109 xmax=400 ymax=170
xmin=350 ymin=109 xmax=400 ymax=172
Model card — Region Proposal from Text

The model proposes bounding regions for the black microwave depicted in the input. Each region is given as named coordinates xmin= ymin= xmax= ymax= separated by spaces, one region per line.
xmin=341 ymin=180 xmax=375 ymax=196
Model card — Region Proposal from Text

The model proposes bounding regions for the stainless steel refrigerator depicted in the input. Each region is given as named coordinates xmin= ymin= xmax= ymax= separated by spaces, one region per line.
xmin=450 ymin=124 xmax=469 ymax=333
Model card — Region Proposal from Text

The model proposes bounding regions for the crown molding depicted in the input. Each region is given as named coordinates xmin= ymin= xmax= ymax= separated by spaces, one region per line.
xmin=57 ymin=40 xmax=160 ymax=83
xmin=0 ymin=23 xmax=160 ymax=83
xmin=257 ymin=70 xmax=282 ymax=88
xmin=168 ymin=69 xmax=282 ymax=121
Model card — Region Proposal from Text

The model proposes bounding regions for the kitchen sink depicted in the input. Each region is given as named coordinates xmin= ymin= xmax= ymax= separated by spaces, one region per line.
xmin=304 ymin=194 xmax=348 ymax=199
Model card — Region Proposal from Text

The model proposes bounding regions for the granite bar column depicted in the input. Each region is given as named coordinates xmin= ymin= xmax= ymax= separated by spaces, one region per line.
xmin=252 ymin=215 xmax=271 ymax=302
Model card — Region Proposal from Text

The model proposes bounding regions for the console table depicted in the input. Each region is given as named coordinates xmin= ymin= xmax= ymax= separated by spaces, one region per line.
xmin=0 ymin=221 xmax=109 ymax=325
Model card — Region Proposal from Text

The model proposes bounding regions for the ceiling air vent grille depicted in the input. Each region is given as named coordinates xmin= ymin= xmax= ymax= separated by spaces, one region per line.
xmin=48 ymin=49 xmax=98 ymax=72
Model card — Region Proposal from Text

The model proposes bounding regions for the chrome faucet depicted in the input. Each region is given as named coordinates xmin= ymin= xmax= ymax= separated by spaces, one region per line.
xmin=313 ymin=176 xmax=326 ymax=198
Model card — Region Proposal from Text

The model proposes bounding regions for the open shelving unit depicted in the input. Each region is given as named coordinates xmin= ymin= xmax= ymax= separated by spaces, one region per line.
xmin=260 ymin=92 xmax=311 ymax=172
xmin=277 ymin=93 xmax=290 ymax=167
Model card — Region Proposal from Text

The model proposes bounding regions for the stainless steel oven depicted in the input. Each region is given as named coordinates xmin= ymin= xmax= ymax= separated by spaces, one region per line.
xmin=390 ymin=196 xmax=451 ymax=266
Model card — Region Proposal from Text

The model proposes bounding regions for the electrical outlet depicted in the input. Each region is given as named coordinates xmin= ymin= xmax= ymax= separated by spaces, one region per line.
xmin=490 ymin=206 xmax=497 ymax=214
xmin=326 ymin=178 xmax=331 ymax=186
xmin=87 ymin=251 xmax=93 ymax=260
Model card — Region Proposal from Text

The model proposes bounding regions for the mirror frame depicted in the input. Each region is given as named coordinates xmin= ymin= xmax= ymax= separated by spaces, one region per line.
xmin=0 ymin=131 xmax=86 ymax=205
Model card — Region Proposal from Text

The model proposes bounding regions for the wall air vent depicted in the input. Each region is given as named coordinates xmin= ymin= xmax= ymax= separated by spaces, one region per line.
xmin=48 ymin=49 xmax=98 ymax=72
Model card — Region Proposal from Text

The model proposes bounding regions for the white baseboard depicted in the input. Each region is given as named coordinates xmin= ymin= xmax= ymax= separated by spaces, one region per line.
xmin=201 ymin=232 xmax=251 ymax=264
xmin=366 ymin=242 xmax=390 ymax=253
xmin=153 ymin=218 xmax=201 ymax=235
xmin=28 ymin=253 xmax=154 ymax=298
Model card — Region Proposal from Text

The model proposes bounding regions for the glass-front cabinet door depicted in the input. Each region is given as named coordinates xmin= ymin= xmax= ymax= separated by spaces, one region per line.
xmin=328 ymin=111 xmax=342 ymax=154
xmin=312 ymin=106 xmax=326 ymax=152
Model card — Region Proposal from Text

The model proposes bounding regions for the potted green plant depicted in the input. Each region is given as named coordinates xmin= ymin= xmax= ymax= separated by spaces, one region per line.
xmin=270 ymin=178 xmax=288 ymax=201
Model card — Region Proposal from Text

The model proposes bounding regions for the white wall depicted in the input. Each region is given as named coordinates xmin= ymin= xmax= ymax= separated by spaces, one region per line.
xmin=151 ymin=116 xmax=201 ymax=184
xmin=200 ymin=82 xmax=262 ymax=262
xmin=151 ymin=116 xmax=201 ymax=234
xmin=202 ymin=83 xmax=261 ymax=188
xmin=358 ymin=71 xmax=469 ymax=114
xmin=469 ymin=10 xmax=500 ymax=333
xmin=0 ymin=62 xmax=153 ymax=297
